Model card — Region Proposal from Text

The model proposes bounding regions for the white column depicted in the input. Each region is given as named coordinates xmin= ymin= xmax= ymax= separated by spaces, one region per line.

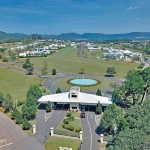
xmin=79 ymin=131 xmax=83 ymax=141
xmin=50 ymin=127 xmax=54 ymax=136
xmin=32 ymin=125 xmax=36 ymax=134
xmin=100 ymin=134 xmax=104 ymax=143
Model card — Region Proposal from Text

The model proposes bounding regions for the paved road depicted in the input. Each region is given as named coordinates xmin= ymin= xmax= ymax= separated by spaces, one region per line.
xmin=0 ymin=112 xmax=45 ymax=150
xmin=36 ymin=104 xmax=67 ymax=144
xmin=81 ymin=110 xmax=100 ymax=150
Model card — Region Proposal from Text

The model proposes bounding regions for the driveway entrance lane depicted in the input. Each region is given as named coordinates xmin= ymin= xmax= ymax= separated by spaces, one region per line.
xmin=88 ymin=112 xmax=99 ymax=150
xmin=81 ymin=111 xmax=99 ymax=150
xmin=36 ymin=110 xmax=67 ymax=144
xmin=81 ymin=112 xmax=92 ymax=150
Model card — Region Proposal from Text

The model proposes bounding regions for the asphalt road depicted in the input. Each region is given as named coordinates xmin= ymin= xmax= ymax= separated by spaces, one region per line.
xmin=36 ymin=104 xmax=67 ymax=144
xmin=0 ymin=112 xmax=45 ymax=150
xmin=81 ymin=110 xmax=100 ymax=150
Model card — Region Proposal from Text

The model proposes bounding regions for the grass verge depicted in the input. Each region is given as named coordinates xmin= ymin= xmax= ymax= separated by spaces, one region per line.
xmin=0 ymin=66 xmax=42 ymax=102
xmin=45 ymin=136 xmax=80 ymax=150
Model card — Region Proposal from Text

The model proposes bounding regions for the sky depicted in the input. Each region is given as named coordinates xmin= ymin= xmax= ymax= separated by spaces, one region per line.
xmin=0 ymin=0 xmax=150 ymax=35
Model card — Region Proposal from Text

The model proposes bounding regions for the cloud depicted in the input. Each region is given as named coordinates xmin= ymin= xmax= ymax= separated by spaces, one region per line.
xmin=127 ymin=6 xmax=139 ymax=10
xmin=135 ymin=18 xmax=139 ymax=20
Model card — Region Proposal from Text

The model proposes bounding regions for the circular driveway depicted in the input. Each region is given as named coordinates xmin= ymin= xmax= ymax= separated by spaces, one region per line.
xmin=43 ymin=73 xmax=122 ymax=96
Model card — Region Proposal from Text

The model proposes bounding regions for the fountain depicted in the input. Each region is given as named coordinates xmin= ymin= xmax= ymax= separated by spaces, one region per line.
xmin=69 ymin=76 xmax=100 ymax=86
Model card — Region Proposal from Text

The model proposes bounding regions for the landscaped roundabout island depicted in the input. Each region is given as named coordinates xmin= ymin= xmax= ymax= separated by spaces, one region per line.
xmin=54 ymin=76 xmax=112 ymax=92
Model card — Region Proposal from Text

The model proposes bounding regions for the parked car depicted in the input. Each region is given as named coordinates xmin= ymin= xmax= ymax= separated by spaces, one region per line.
xmin=80 ymin=112 xmax=85 ymax=118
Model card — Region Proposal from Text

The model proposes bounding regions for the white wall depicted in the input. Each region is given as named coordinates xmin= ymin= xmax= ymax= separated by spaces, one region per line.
xmin=70 ymin=103 xmax=79 ymax=109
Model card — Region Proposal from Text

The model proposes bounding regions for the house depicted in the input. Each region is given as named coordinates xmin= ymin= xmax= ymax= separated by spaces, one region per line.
xmin=49 ymin=44 xmax=59 ymax=50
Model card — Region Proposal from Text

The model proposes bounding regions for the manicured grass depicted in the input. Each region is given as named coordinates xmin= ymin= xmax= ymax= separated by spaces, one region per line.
xmin=0 ymin=66 xmax=41 ymax=102
xmin=71 ymin=112 xmax=80 ymax=118
xmin=45 ymin=136 xmax=80 ymax=150
xmin=56 ymin=112 xmax=81 ymax=132
xmin=18 ymin=47 xmax=138 ymax=77
xmin=85 ymin=49 xmax=107 ymax=58
xmin=56 ymin=117 xmax=81 ymax=131
xmin=54 ymin=76 xmax=113 ymax=92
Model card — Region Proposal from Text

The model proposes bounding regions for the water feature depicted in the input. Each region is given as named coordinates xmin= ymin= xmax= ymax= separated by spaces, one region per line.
xmin=70 ymin=76 xmax=98 ymax=86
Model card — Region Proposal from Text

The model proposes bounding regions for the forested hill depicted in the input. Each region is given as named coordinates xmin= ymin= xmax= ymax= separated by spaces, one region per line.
xmin=1 ymin=30 xmax=150 ymax=41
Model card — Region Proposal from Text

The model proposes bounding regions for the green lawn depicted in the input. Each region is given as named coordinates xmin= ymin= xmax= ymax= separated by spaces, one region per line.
xmin=56 ymin=118 xmax=81 ymax=131
xmin=18 ymin=47 xmax=138 ymax=77
xmin=0 ymin=66 xmax=42 ymax=102
xmin=56 ymin=112 xmax=81 ymax=132
xmin=54 ymin=76 xmax=113 ymax=92
xmin=45 ymin=136 xmax=80 ymax=150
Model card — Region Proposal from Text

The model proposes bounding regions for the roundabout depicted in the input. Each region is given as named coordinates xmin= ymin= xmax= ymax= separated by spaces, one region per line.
xmin=54 ymin=75 xmax=113 ymax=92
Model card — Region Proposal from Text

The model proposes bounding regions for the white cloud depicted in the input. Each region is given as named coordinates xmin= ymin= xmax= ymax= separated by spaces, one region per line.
xmin=127 ymin=6 xmax=139 ymax=10
xmin=135 ymin=18 xmax=139 ymax=20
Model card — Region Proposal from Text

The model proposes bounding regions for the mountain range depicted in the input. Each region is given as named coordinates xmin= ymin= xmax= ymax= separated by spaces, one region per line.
xmin=1 ymin=31 xmax=150 ymax=41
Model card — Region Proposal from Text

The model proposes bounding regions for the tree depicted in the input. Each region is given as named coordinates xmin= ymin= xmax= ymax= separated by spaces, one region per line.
xmin=124 ymin=70 xmax=145 ymax=105
xmin=100 ymin=103 xmax=123 ymax=134
xmin=106 ymin=66 xmax=116 ymax=76
xmin=96 ymin=101 xmax=102 ymax=114
xmin=22 ymin=96 xmax=37 ymax=120
xmin=52 ymin=68 xmax=56 ymax=75
xmin=11 ymin=107 xmax=17 ymax=119
xmin=107 ymin=128 xmax=150 ymax=150
xmin=23 ymin=118 xmax=31 ymax=130
xmin=15 ymin=109 xmax=24 ymax=124
xmin=80 ymin=68 xmax=85 ymax=74
xmin=112 ymin=86 xmax=130 ymax=108
xmin=23 ymin=58 xmax=34 ymax=75
xmin=2 ymin=56 xmax=8 ymax=62
xmin=26 ymin=85 xmax=42 ymax=100
xmin=125 ymin=105 xmax=150 ymax=135
xmin=0 ymin=48 xmax=7 ymax=55
xmin=96 ymin=89 xmax=102 ymax=96
xmin=10 ymin=54 xmax=16 ymax=62
xmin=45 ymin=101 xmax=52 ymax=112
xmin=41 ymin=61 xmax=48 ymax=76
xmin=56 ymin=87 xmax=61 ymax=94
xmin=0 ymin=92 xmax=3 ymax=106
xmin=3 ymin=93 xmax=13 ymax=112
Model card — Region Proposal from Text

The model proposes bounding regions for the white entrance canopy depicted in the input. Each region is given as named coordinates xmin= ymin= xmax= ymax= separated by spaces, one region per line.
xmin=38 ymin=92 xmax=112 ymax=106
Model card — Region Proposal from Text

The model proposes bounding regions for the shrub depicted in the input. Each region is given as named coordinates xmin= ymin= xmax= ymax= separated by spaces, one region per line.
xmin=52 ymin=68 xmax=56 ymax=75
xmin=2 ymin=56 xmax=8 ymax=62
xmin=63 ymin=118 xmax=69 ymax=124
xmin=62 ymin=124 xmax=69 ymax=129
xmin=22 ymin=118 xmax=31 ymax=130
xmin=0 ymin=55 xmax=2 ymax=59
xmin=69 ymin=116 xmax=74 ymax=121
xmin=68 ymin=125 xmax=74 ymax=131
xmin=138 ymin=63 xmax=145 ymax=69
xmin=75 ymin=127 xmax=82 ymax=132
xmin=66 ymin=112 xmax=72 ymax=117
xmin=42 ymin=89 xmax=46 ymax=93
